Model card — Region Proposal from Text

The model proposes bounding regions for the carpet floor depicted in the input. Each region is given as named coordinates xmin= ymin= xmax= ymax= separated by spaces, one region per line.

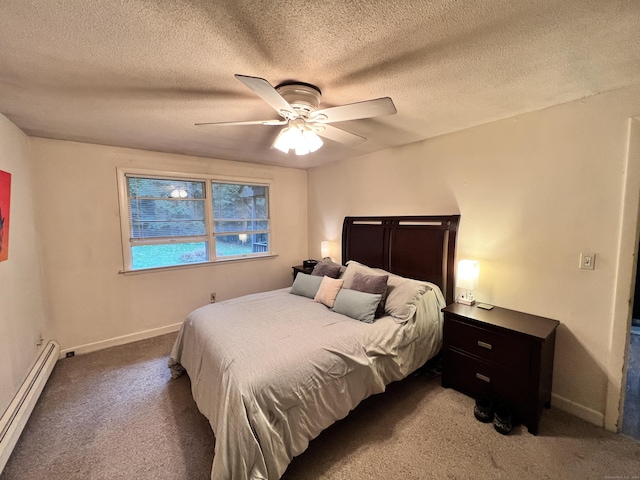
xmin=2 ymin=333 xmax=639 ymax=480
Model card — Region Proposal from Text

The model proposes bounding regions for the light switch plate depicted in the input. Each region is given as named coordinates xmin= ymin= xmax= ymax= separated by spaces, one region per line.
xmin=580 ymin=252 xmax=595 ymax=270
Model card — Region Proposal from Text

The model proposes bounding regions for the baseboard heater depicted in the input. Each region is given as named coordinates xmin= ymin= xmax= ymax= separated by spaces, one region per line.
xmin=0 ymin=340 xmax=60 ymax=473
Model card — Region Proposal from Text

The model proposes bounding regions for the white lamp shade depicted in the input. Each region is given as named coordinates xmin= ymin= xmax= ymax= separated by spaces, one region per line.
xmin=457 ymin=260 xmax=479 ymax=290
xmin=321 ymin=241 xmax=331 ymax=259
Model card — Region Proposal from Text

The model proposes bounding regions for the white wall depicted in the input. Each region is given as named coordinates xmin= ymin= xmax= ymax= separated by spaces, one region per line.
xmin=307 ymin=83 xmax=640 ymax=429
xmin=29 ymin=139 xmax=307 ymax=352
xmin=0 ymin=114 xmax=49 ymax=414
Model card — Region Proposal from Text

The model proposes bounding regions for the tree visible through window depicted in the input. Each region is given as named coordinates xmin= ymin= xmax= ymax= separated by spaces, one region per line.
xmin=120 ymin=171 xmax=271 ymax=271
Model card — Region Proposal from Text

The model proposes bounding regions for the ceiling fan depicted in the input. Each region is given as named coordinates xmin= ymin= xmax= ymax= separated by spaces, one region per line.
xmin=196 ymin=74 xmax=397 ymax=155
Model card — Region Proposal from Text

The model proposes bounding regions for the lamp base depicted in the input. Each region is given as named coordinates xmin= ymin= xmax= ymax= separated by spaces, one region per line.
xmin=457 ymin=296 xmax=476 ymax=306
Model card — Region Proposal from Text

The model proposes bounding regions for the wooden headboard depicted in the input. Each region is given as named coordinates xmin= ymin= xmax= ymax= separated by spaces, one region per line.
xmin=342 ymin=215 xmax=460 ymax=305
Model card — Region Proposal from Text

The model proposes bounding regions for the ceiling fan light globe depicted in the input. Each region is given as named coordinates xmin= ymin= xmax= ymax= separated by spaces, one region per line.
xmin=273 ymin=135 xmax=292 ymax=154
xmin=273 ymin=125 xmax=300 ymax=154
xmin=302 ymin=130 xmax=323 ymax=153
xmin=295 ymin=144 xmax=310 ymax=155
xmin=274 ymin=123 xmax=323 ymax=156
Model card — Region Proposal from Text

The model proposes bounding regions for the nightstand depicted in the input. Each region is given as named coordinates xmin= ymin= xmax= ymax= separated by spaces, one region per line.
xmin=441 ymin=303 xmax=559 ymax=435
xmin=292 ymin=265 xmax=314 ymax=280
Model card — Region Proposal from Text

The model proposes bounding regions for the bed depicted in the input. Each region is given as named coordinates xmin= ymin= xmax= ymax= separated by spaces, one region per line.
xmin=169 ymin=215 xmax=460 ymax=480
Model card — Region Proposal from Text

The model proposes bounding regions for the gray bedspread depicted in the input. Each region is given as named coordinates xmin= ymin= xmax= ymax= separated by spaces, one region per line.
xmin=168 ymin=286 xmax=444 ymax=480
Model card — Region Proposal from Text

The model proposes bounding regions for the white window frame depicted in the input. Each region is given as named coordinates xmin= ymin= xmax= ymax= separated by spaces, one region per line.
xmin=116 ymin=167 xmax=275 ymax=273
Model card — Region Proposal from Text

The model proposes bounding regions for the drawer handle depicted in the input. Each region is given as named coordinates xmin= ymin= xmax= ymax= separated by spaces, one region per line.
xmin=476 ymin=373 xmax=491 ymax=383
xmin=477 ymin=340 xmax=493 ymax=350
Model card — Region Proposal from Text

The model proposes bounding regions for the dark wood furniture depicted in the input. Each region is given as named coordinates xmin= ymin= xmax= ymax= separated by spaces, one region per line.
xmin=292 ymin=264 xmax=314 ymax=280
xmin=342 ymin=216 xmax=460 ymax=304
xmin=441 ymin=303 xmax=559 ymax=435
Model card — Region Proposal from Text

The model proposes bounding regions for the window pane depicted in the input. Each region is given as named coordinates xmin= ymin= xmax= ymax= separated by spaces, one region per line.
xmin=211 ymin=182 xmax=270 ymax=257
xmin=128 ymin=175 xmax=206 ymax=240
xmin=132 ymin=242 xmax=208 ymax=269
xmin=130 ymin=199 xmax=206 ymax=238
xmin=212 ymin=183 xmax=268 ymax=220
xmin=214 ymin=220 xmax=269 ymax=233
xmin=128 ymin=177 xmax=204 ymax=199
xmin=216 ymin=234 xmax=269 ymax=257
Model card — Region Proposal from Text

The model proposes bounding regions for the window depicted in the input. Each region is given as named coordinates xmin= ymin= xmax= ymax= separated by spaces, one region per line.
xmin=118 ymin=169 xmax=272 ymax=271
xmin=212 ymin=183 xmax=270 ymax=257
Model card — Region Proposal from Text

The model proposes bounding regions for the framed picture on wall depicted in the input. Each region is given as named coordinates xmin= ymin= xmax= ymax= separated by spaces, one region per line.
xmin=0 ymin=170 xmax=11 ymax=262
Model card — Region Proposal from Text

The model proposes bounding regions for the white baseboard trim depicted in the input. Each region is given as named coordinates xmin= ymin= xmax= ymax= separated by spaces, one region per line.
xmin=59 ymin=323 xmax=182 ymax=359
xmin=551 ymin=393 xmax=604 ymax=427
xmin=0 ymin=341 xmax=60 ymax=474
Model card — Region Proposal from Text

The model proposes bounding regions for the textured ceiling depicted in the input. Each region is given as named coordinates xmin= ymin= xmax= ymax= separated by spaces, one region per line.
xmin=1 ymin=1 xmax=639 ymax=169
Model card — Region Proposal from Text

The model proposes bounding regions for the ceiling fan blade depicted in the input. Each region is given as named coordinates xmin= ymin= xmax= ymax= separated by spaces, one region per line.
xmin=235 ymin=74 xmax=296 ymax=117
xmin=315 ymin=124 xmax=366 ymax=146
xmin=310 ymin=97 xmax=396 ymax=123
xmin=195 ymin=119 xmax=287 ymax=127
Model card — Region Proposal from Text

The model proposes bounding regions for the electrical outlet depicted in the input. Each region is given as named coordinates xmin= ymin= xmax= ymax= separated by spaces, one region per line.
xmin=580 ymin=252 xmax=596 ymax=270
xmin=210 ymin=292 xmax=216 ymax=303
xmin=36 ymin=334 xmax=44 ymax=348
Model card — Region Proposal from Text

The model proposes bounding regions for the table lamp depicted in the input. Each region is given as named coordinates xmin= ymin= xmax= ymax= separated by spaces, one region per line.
xmin=457 ymin=259 xmax=479 ymax=305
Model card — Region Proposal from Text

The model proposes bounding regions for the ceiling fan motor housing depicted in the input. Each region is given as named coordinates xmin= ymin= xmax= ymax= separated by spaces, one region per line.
xmin=275 ymin=82 xmax=322 ymax=117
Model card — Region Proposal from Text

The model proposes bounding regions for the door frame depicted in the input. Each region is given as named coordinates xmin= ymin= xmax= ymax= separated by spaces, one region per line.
xmin=607 ymin=117 xmax=640 ymax=430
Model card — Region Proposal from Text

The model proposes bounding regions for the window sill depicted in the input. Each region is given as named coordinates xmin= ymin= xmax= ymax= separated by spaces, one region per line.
xmin=119 ymin=253 xmax=279 ymax=275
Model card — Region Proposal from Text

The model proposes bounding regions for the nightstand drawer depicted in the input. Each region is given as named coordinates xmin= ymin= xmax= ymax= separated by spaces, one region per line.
xmin=444 ymin=349 xmax=528 ymax=406
xmin=444 ymin=317 xmax=531 ymax=372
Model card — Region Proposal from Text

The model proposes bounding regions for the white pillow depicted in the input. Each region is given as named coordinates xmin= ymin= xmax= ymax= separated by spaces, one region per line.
xmin=314 ymin=276 xmax=344 ymax=308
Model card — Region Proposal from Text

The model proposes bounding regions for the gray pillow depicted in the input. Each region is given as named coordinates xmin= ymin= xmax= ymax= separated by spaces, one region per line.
xmin=290 ymin=273 xmax=323 ymax=298
xmin=311 ymin=258 xmax=342 ymax=279
xmin=332 ymin=288 xmax=382 ymax=323
xmin=379 ymin=271 xmax=429 ymax=322
xmin=341 ymin=260 xmax=382 ymax=287
xmin=350 ymin=272 xmax=388 ymax=318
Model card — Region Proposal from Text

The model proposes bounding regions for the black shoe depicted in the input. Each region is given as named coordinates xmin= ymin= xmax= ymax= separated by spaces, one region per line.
xmin=474 ymin=396 xmax=494 ymax=423
xmin=493 ymin=404 xmax=513 ymax=435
